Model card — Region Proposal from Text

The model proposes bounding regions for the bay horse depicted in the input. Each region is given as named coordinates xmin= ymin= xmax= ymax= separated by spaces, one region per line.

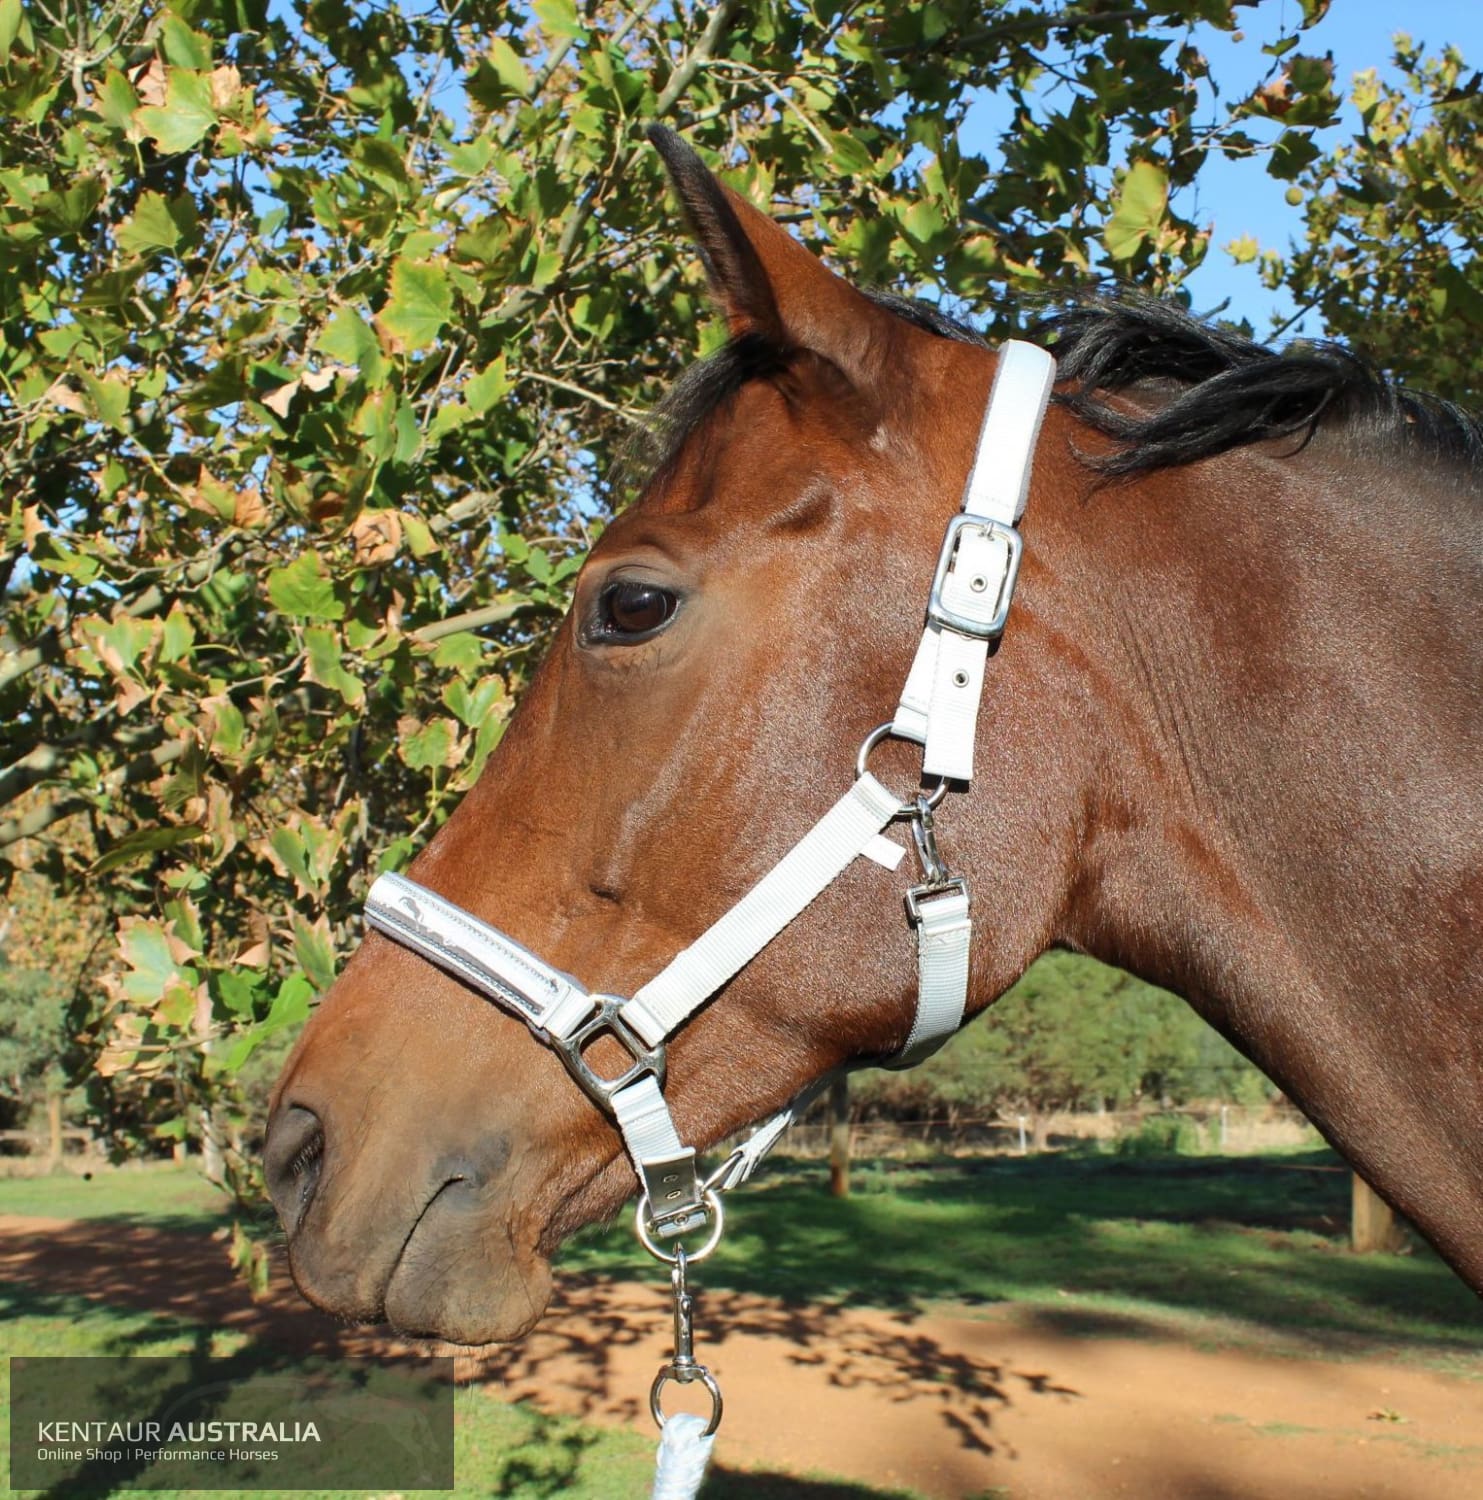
xmin=266 ymin=128 xmax=1482 ymax=1349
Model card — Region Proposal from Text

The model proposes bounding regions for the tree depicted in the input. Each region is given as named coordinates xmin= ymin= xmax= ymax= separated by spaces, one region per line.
xmin=1249 ymin=39 xmax=1483 ymax=403
xmin=0 ymin=953 xmax=71 ymax=1137
xmin=0 ymin=0 xmax=1350 ymax=1185
xmin=857 ymin=951 xmax=1269 ymax=1141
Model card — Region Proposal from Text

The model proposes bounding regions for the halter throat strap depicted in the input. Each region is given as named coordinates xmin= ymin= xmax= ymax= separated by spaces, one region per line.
xmin=364 ymin=339 xmax=1057 ymax=1236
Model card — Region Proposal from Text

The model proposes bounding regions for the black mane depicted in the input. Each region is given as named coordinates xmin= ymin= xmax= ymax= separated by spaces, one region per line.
xmin=620 ymin=287 xmax=1483 ymax=491
xmin=1034 ymin=290 xmax=1483 ymax=476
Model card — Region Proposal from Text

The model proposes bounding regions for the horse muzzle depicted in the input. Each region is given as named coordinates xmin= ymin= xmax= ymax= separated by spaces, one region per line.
xmin=263 ymin=1091 xmax=553 ymax=1345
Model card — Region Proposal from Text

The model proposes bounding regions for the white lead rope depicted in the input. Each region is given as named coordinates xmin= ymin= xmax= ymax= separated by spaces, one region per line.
xmin=651 ymin=1413 xmax=715 ymax=1500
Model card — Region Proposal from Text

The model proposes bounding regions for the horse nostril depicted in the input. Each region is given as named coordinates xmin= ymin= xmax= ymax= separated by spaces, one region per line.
xmin=264 ymin=1104 xmax=325 ymax=1236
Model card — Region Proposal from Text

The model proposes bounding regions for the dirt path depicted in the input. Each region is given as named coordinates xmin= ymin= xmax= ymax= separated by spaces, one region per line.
xmin=3 ymin=1214 xmax=1480 ymax=1499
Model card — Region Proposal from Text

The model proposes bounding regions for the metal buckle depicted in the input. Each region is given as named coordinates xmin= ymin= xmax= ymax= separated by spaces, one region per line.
xmin=638 ymin=1150 xmax=707 ymax=1240
xmin=926 ymin=514 xmax=1022 ymax=640
xmin=550 ymin=994 xmax=665 ymax=1110
xmin=905 ymin=875 xmax=969 ymax=925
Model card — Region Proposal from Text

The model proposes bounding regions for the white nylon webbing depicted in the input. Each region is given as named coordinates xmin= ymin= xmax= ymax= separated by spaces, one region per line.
xmin=892 ymin=340 xmax=1055 ymax=782
xmin=891 ymin=887 xmax=971 ymax=1068
xmin=962 ymin=340 xmax=1058 ymax=527
xmin=621 ymin=773 xmax=904 ymax=1048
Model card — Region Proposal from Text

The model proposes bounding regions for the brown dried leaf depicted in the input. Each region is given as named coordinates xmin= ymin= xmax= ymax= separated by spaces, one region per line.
xmin=233 ymin=483 xmax=269 ymax=529
xmin=350 ymin=509 xmax=403 ymax=566
xmin=1254 ymin=76 xmax=1291 ymax=116
xmin=131 ymin=57 xmax=167 ymax=107
xmin=44 ymin=379 xmax=88 ymax=415
xmin=209 ymin=64 xmax=242 ymax=111
xmin=115 ymin=678 xmax=150 ymax=716
xmin=263 ymin=380 xmax=300 ymax=417
xmin=300 ymin=363 xmax=348 ymax=392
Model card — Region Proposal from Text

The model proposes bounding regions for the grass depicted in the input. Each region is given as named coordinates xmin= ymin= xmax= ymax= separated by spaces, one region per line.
xmin=0 ymin=1176 xmax=925 ymax=1498
xmin=4 ymin=1148 xmax=1481 ymax=1494
xmin=5 ymin=1151 xmax=1480 ymax=1363
xmin=6 ymin=1150 xmax=1481 ymax=1362
xmin=560 ymin=1149 xmax=1483 ymax=1365
xmin=0 ymin=1280 xmax=917 ymax=1499
xmin=0 ymin=1161 xmax=229 ymax=1233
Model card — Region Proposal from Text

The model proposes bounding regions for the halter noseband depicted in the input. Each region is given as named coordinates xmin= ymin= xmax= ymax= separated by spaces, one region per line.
xmin=364 ymin=341 xmax=1056 ymax=1247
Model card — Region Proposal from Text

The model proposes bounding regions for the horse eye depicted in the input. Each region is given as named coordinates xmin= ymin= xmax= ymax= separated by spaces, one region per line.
xmin=597 ymin=581 xmax=679 ymax=639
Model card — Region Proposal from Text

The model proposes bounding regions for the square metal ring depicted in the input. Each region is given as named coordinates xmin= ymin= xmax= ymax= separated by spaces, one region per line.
xmin=551 ymin=995 xmax=666 ymax=1110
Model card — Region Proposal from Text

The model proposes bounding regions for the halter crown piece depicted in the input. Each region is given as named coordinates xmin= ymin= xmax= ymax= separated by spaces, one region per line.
xmin=363 ymin=341 xmax=1056 ymax=1481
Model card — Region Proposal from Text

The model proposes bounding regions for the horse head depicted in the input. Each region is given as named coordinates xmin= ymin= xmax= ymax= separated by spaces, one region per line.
xmin=265 ymin=132 xmax=1092 ymax=1342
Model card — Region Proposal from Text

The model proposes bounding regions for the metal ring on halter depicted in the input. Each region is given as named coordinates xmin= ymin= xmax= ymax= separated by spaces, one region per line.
xmin=854 ymin=721 xmax=948 ymax=814
xmin=636 ymin=1188 xmax=725 ymax=1263
xmin=650 ymin=1365 xmax=724 ymax=1436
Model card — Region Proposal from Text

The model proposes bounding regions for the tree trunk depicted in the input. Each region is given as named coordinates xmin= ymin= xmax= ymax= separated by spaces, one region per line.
xmin=1351 ymin=1172 xmax=1405 ymax=1253
xmin=828 ymin=1076 xmax=851 ymax=1198
xmin=194 ymin=988 xmax=226 ymax=1187
xmin=44 ymin=1088 xmax=63 ymax=1172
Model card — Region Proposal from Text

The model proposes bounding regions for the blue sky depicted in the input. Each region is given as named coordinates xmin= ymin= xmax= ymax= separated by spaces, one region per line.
xmin=961 ymin=0 xmax=1483 ymax=336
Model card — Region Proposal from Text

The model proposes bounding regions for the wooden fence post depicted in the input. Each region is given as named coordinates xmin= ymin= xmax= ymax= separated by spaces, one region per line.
xmin=44 ymin=1089 xmax=63 ymax=1172
xmin=1351 ymin=1172 xmax=1404 ymax=1253
xmin=829 ymin=1075 xmax=851 ymax=1198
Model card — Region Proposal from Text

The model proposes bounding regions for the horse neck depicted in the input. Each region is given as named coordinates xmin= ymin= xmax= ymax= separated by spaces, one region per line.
xmin=1028 ymin=434 xmax=1483 ymax=1274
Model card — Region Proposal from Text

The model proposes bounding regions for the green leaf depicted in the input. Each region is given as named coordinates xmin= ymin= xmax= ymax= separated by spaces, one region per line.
xmin=218 ymin=974 xmax=313 ymax=1072
xmin=293 ymin=915 xmax=337 ymax=993
xmin=378 ymin=258 xmax=453 ymax=352
xmin=399 ymin=717 xmax=458 ymax=770
xmin=431 ymin=633 xmax=485 ymax=672
xmin=1435 ymin=264 xmax=1483 ymax=329
xmin=216 ymin=971 xmax=265 ymax=1020
xmin=318 ymin=305 xmax=385 ymax=383
xmin=159 ymin=15 xmax=211 ymax=70
xmin=485 ymin=36 xmax=532 ymax=97
xmin=135 ymin=70 xmax=217 ymax=154
xmin=81 ymin=371 xmax=130 ymax=431
xmin=0 ymin=0 xmax=23 ymax=55
xmin=1103 ymin=160 xmax=1169 ymax=261
xmin=443 ymin=674 xmax=504 ymax=728
xmin=212 ymin=699 xmax=246 ymax=756
xmin=304 ymin=624 xmax=365 ymax=706
xmin=93 ymin=67 xmax=139 ymax=131
xmin=117 ymin=918 xmax=196 ymax=1008
xmin=267 ymin=551 xmax=343 ymax=620
xmin=1268 ymin=129 xmax=1321 ymax=182
xmin=402 ymin=513 xmax=438 ymax=557
xmin=268 ymin=827 xmax=313 ymax=894
xmin=116 ymin=192 xmax=182 ymax=257
xmin=532 ymin=0 xmax=583 ymax=39
xmin=465 ymin=355 xmax=508 ymax=413
xmin=91 ymin=826 xmax=205 ymax=875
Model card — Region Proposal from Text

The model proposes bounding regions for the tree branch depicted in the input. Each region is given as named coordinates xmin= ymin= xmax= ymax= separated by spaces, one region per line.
xmin=410 ymin=598 xmax=550 ymax=645
xmin=882 ymin=7 xmax=1159 ymax=58
xmin=0 ymin=736 xmax=189 ymax=851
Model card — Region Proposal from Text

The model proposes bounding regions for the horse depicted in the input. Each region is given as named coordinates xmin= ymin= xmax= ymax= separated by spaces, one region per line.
xmin=265 ymin=127 xmax=1482 ymax=1351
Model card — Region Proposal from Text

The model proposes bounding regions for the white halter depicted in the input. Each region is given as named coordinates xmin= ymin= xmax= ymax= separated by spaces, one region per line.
xmin=364 ymin=340 xmax=1056 ymax=1241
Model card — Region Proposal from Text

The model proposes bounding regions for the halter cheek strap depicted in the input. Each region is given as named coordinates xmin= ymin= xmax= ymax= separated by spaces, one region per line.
xmin=364 ymin=340 xmax=1057 ymax=1239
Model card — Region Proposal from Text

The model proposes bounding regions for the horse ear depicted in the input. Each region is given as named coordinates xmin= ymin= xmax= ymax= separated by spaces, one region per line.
xmin=648 ymin=126 xmax=895 ymax=380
